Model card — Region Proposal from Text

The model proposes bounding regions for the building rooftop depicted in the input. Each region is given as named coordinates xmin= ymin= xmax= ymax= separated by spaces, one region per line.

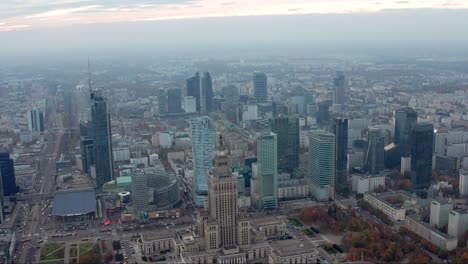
xmin=116 ymin=176 xmax=132 ymax=186
xmin=52 ymin=189 xmax=96 ymax=216
xmin=268 ymin=239 xmax=317 ymax=257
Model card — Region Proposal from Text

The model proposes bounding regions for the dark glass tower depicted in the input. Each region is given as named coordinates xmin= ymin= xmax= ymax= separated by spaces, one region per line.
xmin=158 ymin=89 xmax=168 ymax=114
xmin=410 ymin=123 xmax=434 ymax=189
xmin=167 ymin=88 xmax=182 ymax=113
xmin=223 ymin=85 xmax=239 ymax=124
xmin=186 ymin=72 xmax=201 ymax=112
xmin=366 ymin=127 xmax=385 ymax=174
xmin=271 ymin=117 xmax=299 ymax=173
xmin=253 ymin=72 xmax=267 ymax=103
xmin=333 ymin=117 xmax=348 ymax=187
xmin=333 ymin=71 xmax=346 ymax=105
xmin=395 ymin=107 xmax=418 ymax=154
xmin=316 ymin=102 xmax=330 ymax=125
xmin=0 ymin=152 xmax=19 ymax=196
xmin=90 ymin=91 xmax=114 ymax=191
xmin=202 ymin=72 xmax=213 ymax=113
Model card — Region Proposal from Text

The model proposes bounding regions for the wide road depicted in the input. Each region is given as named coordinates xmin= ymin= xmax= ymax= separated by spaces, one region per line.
xmin=16 ymin=97 xmax=64 ymax=264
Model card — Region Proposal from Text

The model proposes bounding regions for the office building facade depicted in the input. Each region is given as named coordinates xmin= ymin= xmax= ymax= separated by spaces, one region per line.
xmin=90 ymin=91 xmax=114 ymax=192
xmin=167 ymin=88 xmax=182 ymax=113
xmin=333 ymin=117 xmax=348 ymax=188
xmin=410 ymin=123 xmax=434 ymax=189
xmin=27 ymin=108 xmax=45 ymax=132
xmin=270 ymin=117 xmax=299 ymax=174
xmin=253 ymin=72 xmax=267 ymax=103
xmin=0 ymin=153 xmax=19 ymax=196
xmin=186 ymin=72 xmax=201 ymax=112
xmin=309 ymin=130 xmax=335 ymax=201
xmin=366 ymin=127 xmax=385 ymax=174
xmin=252 ymin=132 xmax=278 ymax=209
xmin=223 ymin=85 xmax=239 ymax=124
xmin=202 ymin=72 xmax=214 ymax=113
xmin=333 ymin=71 xmax=346 ymax=105
xmin=394 ymin=107 xmax=418 ymax=154
xmin=191 ymin=117 xmax=213 ymax=207
xmin=430 ymin=200 xmax=453 ymax=229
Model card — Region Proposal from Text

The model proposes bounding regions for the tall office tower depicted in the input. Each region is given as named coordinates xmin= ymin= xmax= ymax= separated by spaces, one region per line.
xmin=272 ymin=101 xmax=288 ymax=118
xmin=333 ymin=117 xmax=348 ymax=189
xmin=202 ymin=72 xmax=214 ymax=113
xmin=333 ymin=71 xmax=346 ymax=105
xmin=223 ymin=85 xmax=239 ymax=124
xmin=430 ymin=200 xmax=453 ymax=229
xmin=271 ymin=117 xmax=299 ymax=173
xmin=316 ymin=102 xmax=330 ymax=125
xmin=90 ymin=91 xmax=114 ymax=192
xmin=158 ymin=89 xmax=168 ymax=114
xmin=27 ymin=108 xmax=45 ymax=132
xmin=0 ymin=153 xmax=19 ymax=196
xmin=252 ymin=131 xmax=278 ymax=209
xmin=309 ymin=130 xmax=335 ymax=201
xmin=208 ymin=129 xmax=239 ymax=247
xmin=186 ymin=72 xmax=201 ymax=112
xmin=394 ymin=107 xmax=418 ymax=154
xmin=292 ymin=96 xmax=306 ymax=115
xmin=80 ymin=138 xmax=94 ymax=174
xmin=167 ymin=88 xmax=182 ymax=113
xmin=366 ymin=127 xmax=385 ymax=174
xmin=460 ymin=170 xmax=468 ymax=197
xmin=410 ymin=123 xmax=434 ymax=189
xmin=191 ymin=117 xmax=214 ymax=207
xmin=253 ymin=72 xmax=267 ymax=103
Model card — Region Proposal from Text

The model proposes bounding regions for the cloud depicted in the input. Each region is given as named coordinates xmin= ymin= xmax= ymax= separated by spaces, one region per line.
xmin=0 ymin=24 xmax=30 ymax=32
xmin=26 ymin=5 xmax=101 ymax=18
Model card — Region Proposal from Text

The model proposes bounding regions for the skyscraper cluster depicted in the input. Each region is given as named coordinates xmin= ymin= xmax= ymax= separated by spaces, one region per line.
xmin=186 ymin=72 xmax=214 ymax=114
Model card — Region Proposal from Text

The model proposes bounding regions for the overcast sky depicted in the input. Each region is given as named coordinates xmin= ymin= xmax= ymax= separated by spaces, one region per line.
xmin=1 ymin=1 xmax=467 ymax=61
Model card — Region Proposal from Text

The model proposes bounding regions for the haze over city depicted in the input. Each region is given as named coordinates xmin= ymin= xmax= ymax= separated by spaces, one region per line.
xmin=0 ymin=1 xmax=467 ymax=264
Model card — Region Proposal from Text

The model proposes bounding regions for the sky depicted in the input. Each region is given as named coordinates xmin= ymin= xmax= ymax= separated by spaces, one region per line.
xmin=1 ymin=1 xmax=467 ymax=60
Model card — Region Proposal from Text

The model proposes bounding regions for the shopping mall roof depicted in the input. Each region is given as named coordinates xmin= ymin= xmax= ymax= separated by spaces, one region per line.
xmin=52 ymin=189 xmax=96 ymax=217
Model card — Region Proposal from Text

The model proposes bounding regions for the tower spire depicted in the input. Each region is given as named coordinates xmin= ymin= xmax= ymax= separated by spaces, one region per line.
xmin=218 ymin=112 xmax=224 ymax=147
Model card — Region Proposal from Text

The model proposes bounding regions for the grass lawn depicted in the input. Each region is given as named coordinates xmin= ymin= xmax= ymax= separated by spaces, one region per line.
xmin=303 ymin=229 xmax=315 ymax=237
xmin=320 ymin=245 xmax=338 ymax=254
xmin=79 ymin=242 xmax=95 ymax=255
xmin=70 ymin=245 xmax=78 ymax=258
xmin=289 ymin=218 xmax=303 ymax=227
xmin=40 ymin=243 xmax=65 ymax=261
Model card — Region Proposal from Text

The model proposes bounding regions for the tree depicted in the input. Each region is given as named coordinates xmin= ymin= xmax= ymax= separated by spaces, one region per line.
xmin=112 ymin=240 xmax=121 ymax=250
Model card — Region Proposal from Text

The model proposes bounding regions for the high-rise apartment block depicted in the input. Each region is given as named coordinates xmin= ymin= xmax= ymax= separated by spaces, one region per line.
xmin=430 ymin=200 xmax=453 ymax=229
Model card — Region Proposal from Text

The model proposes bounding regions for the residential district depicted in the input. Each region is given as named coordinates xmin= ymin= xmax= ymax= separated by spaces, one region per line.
xmin=0 ymin=56 xmax=467 ymax=264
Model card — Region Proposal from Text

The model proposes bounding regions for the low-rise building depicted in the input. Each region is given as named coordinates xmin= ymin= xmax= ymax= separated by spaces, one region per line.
xmin=405 ymin=214 xmax=458 ymax=251
xmin=268 ymin=239 xmax=319 ymax=264
xmin=351 ymin=174 xmax=385 ymax=194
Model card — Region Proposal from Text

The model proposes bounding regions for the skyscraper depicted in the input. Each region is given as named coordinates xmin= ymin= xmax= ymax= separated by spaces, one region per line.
xmin=271 ymin=117 xmax=299 ymax=173
xmin=316 ymin=102 xmax=330 ymax=125
xmin=187 ymin=72 xmax=201 ymax=112
xmin=223 ymin=85 xmax=239 ymax=124
xmin=27 ymin=108 xmax=45 ymax=132
xmin=167 ymin=88 xmax=182 ymax=113
xmin=394 ymin=107 xmax=418 ymax=154
xmin=333 ymin=71 xmax=346 ymax=105
xmin=366 ymin=127 xmax=385 ymax=174
xmin=252 ymin=131 xmax=278 ymax=209
xmin=191 ymin=117 xmax=213 ymax=207
xmin=158 ymin=89 xmax=168 ymax=114
xmin=208 ymin=128 xmax=238 ymax=247
xmin=333 ymin=117 xmax=348 ymax=189
xmin=253 ymin=72 xmax=267 ymax=103
xmin=309 ymin=130 xmax=335 ymax=201
xmin=90 ymin=91 xmax=114 ymax=191
xmin=410 ymin=123 xmax=434 ymax=189
xmin=0 ymin=152 xmax=19 ymax=196
xmin=202 ymin=72 xmax=214 ymax=113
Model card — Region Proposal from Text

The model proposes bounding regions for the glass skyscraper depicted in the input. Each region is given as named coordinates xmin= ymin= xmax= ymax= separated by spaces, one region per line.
xmin=333 ymin=117 xmax=348 ymax=189
xmin=252 ymin=131 xmax=278 ymax=209
xmin=186 ymin=72 xmax=201 ymax=112
xmin=90 ymin=91 xmax=114 ymax=192
xmin=333 ymin=71 xmax=346 ymax=105
xmin=202 ymin=72 xmax=213 ymax=113
xmin=271 ymin=117 xmax=299 ymax=173
xmin=394 ymin=107 xmax=418 ymax=155
xmin=190 ymin=116 xmax=213 ymax=207
xmin=410 ymin=123 xmax=434 ymax=189
xmin=253 ymin=72 xmax=267 ymax=103
xmin=366 ymin=127 xmax=385 ymax=174
xmin=309 ymin=130 xmax=335 ymax=201
xmin=0 ymin=152 xmax=19 ymax=196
